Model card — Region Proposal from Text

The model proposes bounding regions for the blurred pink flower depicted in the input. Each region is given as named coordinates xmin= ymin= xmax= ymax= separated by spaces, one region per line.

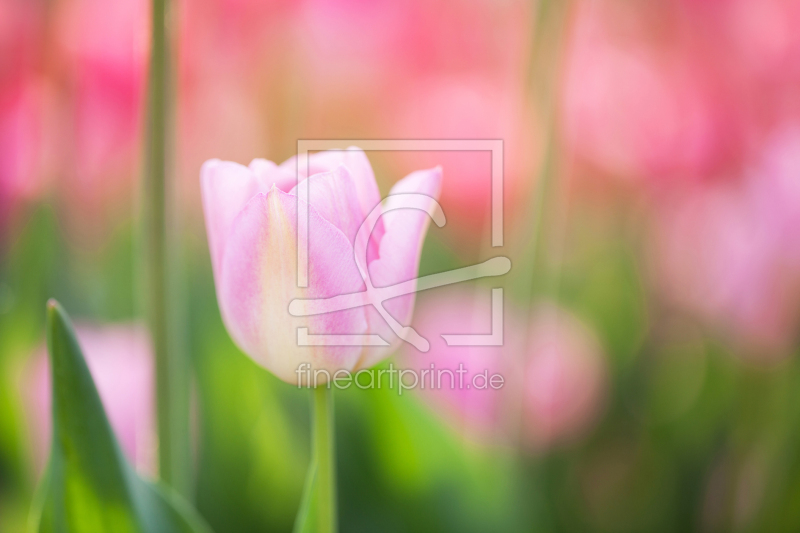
xmin=523 ymin=305 xmax=607 ymax=450
xmin=680 ymin=0 xmax=800 ymax=88
xmin=390 ymin=77 xmax=535 ymax=245
xmin=0 ymin=80 xmax=48 ymax=223
xmin=400 ymin=287 xmax=521 ymax=444
xmin=0 ymin=0 xmax=48 ymax=227
xmin=284 ymin=0 xmax=533 ymax=220
xmin=294 ymin=0 xmax=529 ymax=106
xmin=25 ymin=323 xmax=155 ymax=476
xmin=294 ymin=0 xmax=410 ymax=92
xmin=562 ymin=0 xmax=730 ymax=185
xmin=653 ymin=126 xmax=800 ymax=358
xmin=179 ymin=0 xmax=294 ymax=68
xmin=200 ymin=148 xmax=441 ymax=384
xmin=54 ymin=0 xmax=148 ymax=215
xmin=563 ymin=0 xmax=800 ymax=190
xmin=0 ymin=0 xmax=43 ymax=99
xmin=401 ymin=290 xmax=607 ymax=449
xmin=177 ymin=0 xmax=533 ymax=231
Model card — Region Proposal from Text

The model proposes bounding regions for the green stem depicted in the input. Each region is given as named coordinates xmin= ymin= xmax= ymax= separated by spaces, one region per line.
xmin=145 ymin=0 xmax=190 ymax=495
xmin=147 ymin=0 xmax=168 ymax=482
xmin=313 ymin=386 xmax=337 ymax=533
xmin=512 ymin=0 xmax=573 ymax=301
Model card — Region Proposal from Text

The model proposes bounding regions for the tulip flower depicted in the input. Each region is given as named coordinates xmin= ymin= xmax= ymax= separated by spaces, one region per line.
xmin=202 ymin=147 xmax=440 ymax=532
xmin=653 ymin=127 xmax=800 ymax=359
xmin=562 ymin=0 xmax=800 ymax=191
xmin=561 ymin=0 xmax=726 ymax=184
xmin=0 ymin=0 xmax=48 ymax=230
xmin=523 ymin=305 xmax=607 ymax=450
xmin=402 ymin=291 xmax=607 ymax=450
xmin=54 ymin=0 xmax=148 ymax=230
xmin=200 ymin=147 xmax=441 ymax=385
xmin=0 ymin=79 xmax=47 ymax=229
xmin=24 ymin=323 xmax=155 ymax=477
xmin=399 ymin=286 xmax=521 ymax=444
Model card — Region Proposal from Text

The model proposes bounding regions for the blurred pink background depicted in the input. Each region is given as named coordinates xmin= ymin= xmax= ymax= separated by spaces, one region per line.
xmin=4 ymin=0 xmax=800 ymax=530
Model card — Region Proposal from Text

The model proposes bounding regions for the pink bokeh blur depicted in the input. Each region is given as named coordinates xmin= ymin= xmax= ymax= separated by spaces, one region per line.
xmin=1 ymin=0 xmax=536 ymax=245
xmin=0 ymin=0 xmax=49 ymax=226
xmin=561 ymin=0 xmax=800 ymax=360
xmin=653 ymin=127 xmax=800 ymax=359
xmin=400 ymin=287 xmax=520 ymax=445
xmin=562 ymin=0 xmax=800 ymax=187
xmin=402 ymin=287 xmax=607 ymax=450
xmin=522 ymin=303 xmax=607 ymax=450
xmin=3 ymin=0 xmax=800 ymax=465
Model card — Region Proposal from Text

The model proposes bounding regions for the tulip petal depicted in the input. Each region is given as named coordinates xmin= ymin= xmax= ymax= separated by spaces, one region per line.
xmin=249 ymin=158 xmax=298 ymax=192
xmin=289 ymin=166 xmax=363 ymax=248
xmin=290 ymin=165 xmax=382 ymax=264
xmin=218 ymin=186 xmax=368 ymax=383
xmin=201 ymin=158 xmax=296 ymax=276
xmin=280 ymin=147 xmax=386 ymax=249
xmin=359 ymin=167 xmax=442 ymax=367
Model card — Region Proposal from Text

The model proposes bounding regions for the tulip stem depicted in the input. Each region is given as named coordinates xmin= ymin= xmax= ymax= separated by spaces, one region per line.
xmin=313 ymin=386 xmax=337 ymax=533
xmin=145 ymin=0 xmax=190 ymax=495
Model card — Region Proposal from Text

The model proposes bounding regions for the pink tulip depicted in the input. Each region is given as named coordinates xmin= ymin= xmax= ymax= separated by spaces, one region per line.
xmin=562 ymin=0 xmax=728 ymax=184
xmin=0 ymin=79 xmax=47 ymax=226
xmin=201 ymin=147 xmax=441 ymax=384
xmin=0 ymin=0 xmax=48 ymax=227
xmin=24 ymin=323 xmax=155 ymax=476
xmin=54 ymin=0 xmax=148 ymax=216
xmin=400 ymin=286 xmax=521 ymax=444
xmin=522 ymin=305 xmax=607 ymax=450
xmin=653 ymin=127 xmax=800 ymax=358
xmin=679 ymin=0 xmax=800 ymax=87
xmin=401 ymin=290 xmax=607 ymax=449
xmin=562 ymin=0 xmax=800 ymax=190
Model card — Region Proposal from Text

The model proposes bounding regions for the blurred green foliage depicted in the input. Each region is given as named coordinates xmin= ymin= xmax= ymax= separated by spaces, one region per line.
xmin=34 ymin=301 xmax=211 ymax=532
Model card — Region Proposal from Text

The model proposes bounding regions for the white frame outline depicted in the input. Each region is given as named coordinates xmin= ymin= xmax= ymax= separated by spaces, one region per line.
xmin=293 ymin=139 xmax=505 ymax=348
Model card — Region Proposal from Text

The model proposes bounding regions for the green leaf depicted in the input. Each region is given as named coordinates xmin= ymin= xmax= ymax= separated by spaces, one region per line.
xmin=30 ymin=300 xmax=213 ymax=533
